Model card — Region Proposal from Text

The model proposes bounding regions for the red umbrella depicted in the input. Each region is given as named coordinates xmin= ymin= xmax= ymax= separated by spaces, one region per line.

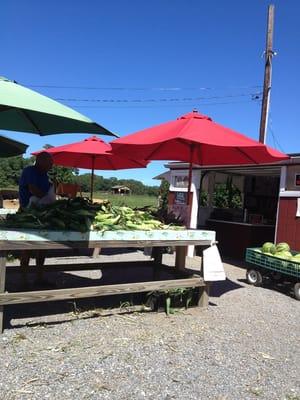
xmin=33 ymin=136 xmax=148 ymax=200
xmin=111 ymin=110 xmax=289 ymax=206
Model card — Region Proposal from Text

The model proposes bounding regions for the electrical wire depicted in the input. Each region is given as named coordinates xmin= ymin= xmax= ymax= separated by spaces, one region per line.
xmin=27 ymin=83 xmax=262 ymax=91
xmin=54 ymin=92 xmax=262 ymax=104
xmin=268 ymin=111 xmax=284 ymax=152
xmin=66 ymin=98 xmax=261 ymax=109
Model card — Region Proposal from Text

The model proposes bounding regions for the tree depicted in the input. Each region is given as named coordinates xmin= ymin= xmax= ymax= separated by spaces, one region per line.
xmin=0 ymin=156 xmax=32 ymax=188
xmin=43 ymin=144 xmax=79 ymax=184
xmin=0 ymin=147 xmax=160 ymax=197
xmin=76 ymin=173 xmax=159 ymax=196
xmin=159 ymin=179 xmax=170 ymax=210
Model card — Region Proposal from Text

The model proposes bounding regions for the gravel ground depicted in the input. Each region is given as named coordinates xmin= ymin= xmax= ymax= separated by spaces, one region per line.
xmin=0 ymin=252 xmax=299 ymax=400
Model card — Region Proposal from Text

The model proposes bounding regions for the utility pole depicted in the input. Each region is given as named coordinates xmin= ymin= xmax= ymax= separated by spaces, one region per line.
xmin=259 ymin=4 xmax=275 ymax=144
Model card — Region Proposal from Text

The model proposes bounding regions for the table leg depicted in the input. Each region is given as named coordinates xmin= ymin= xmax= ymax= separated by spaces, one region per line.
xmin=175 ymin=246 xmax=187 ymax=271
xmin=197 ymin=251 xmax=210 ymax=307
xmin=36 ymin=251 xmax=46 ymax=282
xmin=20 ymin=250 xmax=30 ymax=285
xmin=152 ymin=247 xmax=163 ymax=264
xmin=197 ymin=283 xmax=210 ymax=307
xmin=0 ymin=253 xmax=7 ymax=333
xmin=92 ymin=247 xmax=101 ymax=258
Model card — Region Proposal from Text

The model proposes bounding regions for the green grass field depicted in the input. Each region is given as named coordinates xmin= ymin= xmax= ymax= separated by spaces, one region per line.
xmin=0 ymin=187 xmax=158 ymax=209
xmin=85 ymin=192 xmax=158 ymax=208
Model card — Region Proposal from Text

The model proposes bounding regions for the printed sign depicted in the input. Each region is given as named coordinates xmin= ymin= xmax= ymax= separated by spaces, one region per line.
xmin=295 ymin=174 xmax=300 ymax=186
xmin=173 ymin=175 xmax=189 ymax=188
xmin=203 ymin=245 xmax=226 ymax=281
xmin=174 ymin=191 xmax=187 ymax=204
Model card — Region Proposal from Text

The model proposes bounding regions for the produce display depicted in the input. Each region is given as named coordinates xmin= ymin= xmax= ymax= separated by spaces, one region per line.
xmin=2 ymin=197 xmax=103 ymax=231
xmin=254 ymin=241 xmax=300 ymax=265
xmin=93 ymin=205 xmax=182 ymax=231
xmin=246 ymin=242 xmax=300 ymax=300
xmin=1 ymin=197 xmax=183 ymax=232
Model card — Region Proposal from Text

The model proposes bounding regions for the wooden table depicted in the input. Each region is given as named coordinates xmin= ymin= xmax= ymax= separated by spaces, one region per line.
xmin=0 ymin=228 xmax=216 ymax=332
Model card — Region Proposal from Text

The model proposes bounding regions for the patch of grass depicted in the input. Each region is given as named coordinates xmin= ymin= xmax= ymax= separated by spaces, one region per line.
xmin=12 ymin=333 xmax=31 ymax=344
xmin=285 ymin=395 xmax=300 ymax=400
xmin=249 ymin=387 xmax=263 ymax=396
xmin=85 ymin=192 xmax=158 ymax=208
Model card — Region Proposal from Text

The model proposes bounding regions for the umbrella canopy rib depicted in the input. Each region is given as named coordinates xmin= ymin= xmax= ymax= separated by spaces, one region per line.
xmin=20 ymin=109 xmax=42 ymax=134
xmin=235 ymin=146 xmax=259 ymax=164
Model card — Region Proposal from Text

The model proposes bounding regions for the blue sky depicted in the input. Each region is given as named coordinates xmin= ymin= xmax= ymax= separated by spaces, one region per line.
xmin=2 ymin=0 xmax=300 ymax=186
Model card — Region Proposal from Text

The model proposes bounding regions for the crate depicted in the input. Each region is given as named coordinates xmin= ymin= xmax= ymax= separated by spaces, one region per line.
xmin=245 ymin=248 xmax=300 ymax=279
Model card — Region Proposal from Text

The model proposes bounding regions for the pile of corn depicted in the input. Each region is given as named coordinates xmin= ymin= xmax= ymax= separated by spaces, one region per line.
xmin=3 ymin=197 xmax=104 ymax=231
xmin=93 ymin=205 xmax=182 ymax=231
xmin=2 ymin=198 xmax=183 ymax=232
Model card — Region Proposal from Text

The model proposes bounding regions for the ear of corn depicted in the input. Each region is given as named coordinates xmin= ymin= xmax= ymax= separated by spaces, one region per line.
xmin=1 ymin=197 xmax=183 ymax=232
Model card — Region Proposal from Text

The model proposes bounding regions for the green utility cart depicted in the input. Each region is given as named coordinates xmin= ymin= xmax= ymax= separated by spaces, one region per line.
xmin=245 ymin=248 xmax=300 ymax=300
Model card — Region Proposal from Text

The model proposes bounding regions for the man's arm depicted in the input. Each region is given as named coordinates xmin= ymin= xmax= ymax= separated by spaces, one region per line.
xmin=28 ymin=184 xmax=46 ymax=199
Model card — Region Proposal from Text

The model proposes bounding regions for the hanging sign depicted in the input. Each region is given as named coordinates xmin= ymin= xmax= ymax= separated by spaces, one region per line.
xmin=174 ymin=191 xmax=187 ymax=204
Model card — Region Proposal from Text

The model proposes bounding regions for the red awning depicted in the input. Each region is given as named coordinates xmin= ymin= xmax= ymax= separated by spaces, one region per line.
xmin=33 ymin=136 xmax=148 ymax=170
xmin=111 ymin=111 xmax=289 ymax=166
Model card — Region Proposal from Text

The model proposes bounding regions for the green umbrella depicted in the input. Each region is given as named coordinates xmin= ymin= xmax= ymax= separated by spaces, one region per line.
xmin=0 ymin=77 xmax=117 ymax=137
xmin=0 ymin=135 xmax=28 ymax=157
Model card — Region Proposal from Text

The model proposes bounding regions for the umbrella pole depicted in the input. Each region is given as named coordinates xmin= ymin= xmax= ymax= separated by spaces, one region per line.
xmin=90 ymin=157 xmax=95 ymax=201
xmin=187 ymin=160 xmax=193 ymax=206
xmin=186 ymin=145 xmax=195 ymax=207
xmin=186 ymin=145 xmax=195 ymax=229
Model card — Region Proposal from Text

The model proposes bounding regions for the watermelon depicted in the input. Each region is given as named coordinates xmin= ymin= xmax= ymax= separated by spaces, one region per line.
xmin=262 ymin=242 xmax=276 ymax=254
xmin=290 ymin=256 xmax=300 ymax=264
xmin=275 ymin=242 xmax=290 ymax=253
xmin=270 ymin=245 xmax=277 ymax=255
xmin=274 ymin=251 xmax=292 ymax=260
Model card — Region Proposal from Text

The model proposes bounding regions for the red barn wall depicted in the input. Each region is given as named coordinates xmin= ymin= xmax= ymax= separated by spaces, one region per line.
xmin=276 ymin=197 xmax=300 ymax=251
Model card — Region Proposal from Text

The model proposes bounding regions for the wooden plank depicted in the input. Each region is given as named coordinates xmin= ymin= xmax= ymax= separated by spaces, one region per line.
xmin=0 ymin=229 xmax=216 ymax=242
xmin=0 ymin=254 xmax=6 ymax=333
xmin=175 ymin=246 xmax=187 ymax=271
xmin=0 ymin=277 xmax=205 ymax=306
xmin=0 ymin=239 xmax=213 ymax=251
xmin=6 ymin=260 xmax=161 ymax=273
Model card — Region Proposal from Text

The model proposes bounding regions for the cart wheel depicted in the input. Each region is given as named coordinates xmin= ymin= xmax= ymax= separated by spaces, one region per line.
xmin=246 ymin=269 xmax=263 ymax=286
xmin=294 ymin=283 xmax=300 ymax=300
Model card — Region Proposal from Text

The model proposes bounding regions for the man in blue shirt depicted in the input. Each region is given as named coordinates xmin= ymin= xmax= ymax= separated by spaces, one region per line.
xmin=19 ymin=152 xmax=54 ymax=209
xmin=19 ymin=152 xmax=54 ymax=287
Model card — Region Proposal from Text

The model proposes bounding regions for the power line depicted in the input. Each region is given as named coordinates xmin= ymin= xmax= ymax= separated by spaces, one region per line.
xmin=66 ymin=98 xmax=261 ymax=109
xmin=27 ymin=83 xmax=262 ymax=91
xmin=268 ymin=111 xmax=284 ymax=152
xmin=54 ymin=92 xmax=262 ymax=104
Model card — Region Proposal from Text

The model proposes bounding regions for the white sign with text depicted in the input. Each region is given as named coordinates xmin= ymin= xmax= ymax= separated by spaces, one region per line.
xmin=203 ymin=245 xmax=226 ymax=281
